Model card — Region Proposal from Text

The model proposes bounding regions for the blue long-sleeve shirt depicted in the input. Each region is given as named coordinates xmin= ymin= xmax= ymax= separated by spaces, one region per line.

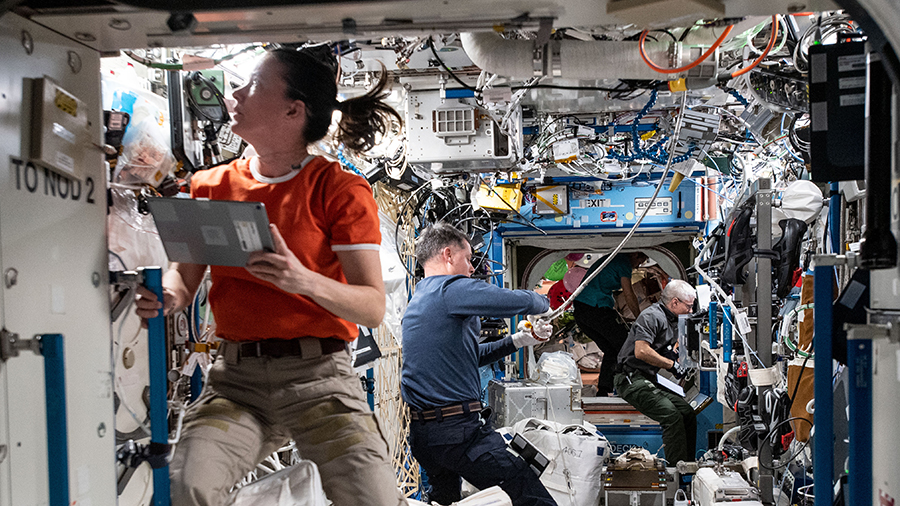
xmin=400 ymin=275 xmax=550 ymax=410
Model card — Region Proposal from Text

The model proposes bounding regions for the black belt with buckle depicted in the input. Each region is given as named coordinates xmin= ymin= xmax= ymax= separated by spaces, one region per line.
xmin=235 ymin=337 xmax=346 ymax=359
xmin=414 ymin=401 xmax=483 ymax=423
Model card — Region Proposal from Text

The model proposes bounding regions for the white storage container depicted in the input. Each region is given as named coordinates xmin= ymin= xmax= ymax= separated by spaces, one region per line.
xmin=691 ymin=468 xmax=763 ymax=506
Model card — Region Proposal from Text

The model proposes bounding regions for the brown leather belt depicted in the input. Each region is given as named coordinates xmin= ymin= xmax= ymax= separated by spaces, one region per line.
xmin=414 ymin=401 xmax=483 ymax=423
xmin=234 ymin=337 xmax=346 ymax=359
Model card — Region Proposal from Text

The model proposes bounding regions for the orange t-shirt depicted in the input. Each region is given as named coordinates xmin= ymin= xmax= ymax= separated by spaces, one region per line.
xmin=190 ymin=156 xmax=381 ymax=342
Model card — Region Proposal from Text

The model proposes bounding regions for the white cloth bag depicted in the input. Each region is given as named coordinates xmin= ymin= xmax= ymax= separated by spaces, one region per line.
xmin=511 ymin=418 xmax=609 ymax=506
xmin=228 ymin=459 xmax=328 ymax=506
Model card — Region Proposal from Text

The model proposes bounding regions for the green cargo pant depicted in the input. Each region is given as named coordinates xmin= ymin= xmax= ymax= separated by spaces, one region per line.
xmin=169 ymin=341 xmax=407 ymax=506
xmin=614 ymin=372 xmax=697 ymax=464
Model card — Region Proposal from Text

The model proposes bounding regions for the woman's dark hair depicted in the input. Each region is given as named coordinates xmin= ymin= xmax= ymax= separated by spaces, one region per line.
xmin=268 ymin=47 xmax=402 ymax=153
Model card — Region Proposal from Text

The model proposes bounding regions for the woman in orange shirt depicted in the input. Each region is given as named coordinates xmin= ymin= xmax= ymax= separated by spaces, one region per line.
xmin=136 ymin=47 xmax=405 ymax=506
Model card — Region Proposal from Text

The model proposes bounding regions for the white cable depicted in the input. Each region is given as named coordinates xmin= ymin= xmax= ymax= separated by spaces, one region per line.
xmin=168 ymin=401 xmax=188 ymax=444
xmin=718 ymin=425 xmax=742 ymax=451
xmin=547 ymin=90 xmax=690 ymax=320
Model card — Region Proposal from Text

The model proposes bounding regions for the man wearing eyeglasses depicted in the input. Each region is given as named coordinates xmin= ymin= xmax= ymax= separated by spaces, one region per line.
xmin=613 ymin=279 xmax=698 ymax=465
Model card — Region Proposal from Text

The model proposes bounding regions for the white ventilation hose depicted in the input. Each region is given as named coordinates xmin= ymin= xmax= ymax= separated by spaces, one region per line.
xmin=461 ymin=32 xmax=703 ymax=81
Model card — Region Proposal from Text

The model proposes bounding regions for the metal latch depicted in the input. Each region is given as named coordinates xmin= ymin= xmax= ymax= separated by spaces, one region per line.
xmin=0 ymin=328 xmax=42 ymax=362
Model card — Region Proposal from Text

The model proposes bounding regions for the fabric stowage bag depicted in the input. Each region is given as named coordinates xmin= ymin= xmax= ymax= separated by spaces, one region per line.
xmin=228 ymin=459 xmax=328 ymax=506
xmin=510 ymin=418 xmax=609 ymax=506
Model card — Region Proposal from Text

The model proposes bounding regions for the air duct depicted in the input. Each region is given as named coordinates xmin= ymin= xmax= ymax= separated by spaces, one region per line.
xmin=460 ymin=31 xmax=717 ymax=81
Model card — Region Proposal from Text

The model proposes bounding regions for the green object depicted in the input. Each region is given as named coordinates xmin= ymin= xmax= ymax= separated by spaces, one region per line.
xmin=703 ymin=155 xmax=732 ymax=176
xmin=190 ymin=70 xmax=225 ymax=106
xmin=544 ymin=258 xmax=568 ymax=281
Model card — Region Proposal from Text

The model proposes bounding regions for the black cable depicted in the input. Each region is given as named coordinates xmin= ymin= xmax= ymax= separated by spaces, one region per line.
xmin=651 ymin=29 xmax=677 ymax=42
xmin=787 ymin=348 xmax=813 ymax=412
xmin=483 ymin=183 xmax=548 ymax=235
xmin=184 ymin=72 xmax=229 ymax=125
xmin=758 ymin=416 xmax=812 ymax=470
xmin=679 ymin=25 xmax=698 ymax=42
xmin=428 ymin=37 xmax=477 ymax=92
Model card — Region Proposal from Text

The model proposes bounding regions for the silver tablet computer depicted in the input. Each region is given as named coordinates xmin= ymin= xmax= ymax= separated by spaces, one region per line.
xmin=146 ymin=197 xmax=275 ymax=267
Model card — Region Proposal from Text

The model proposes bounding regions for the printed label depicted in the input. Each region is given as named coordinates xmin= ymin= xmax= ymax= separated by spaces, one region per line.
xmin=635 ymin=197 xmax=672 ymax=216
xmin=736 ymin=311 xmax=752 ymax=335
xmin=54 ymin=88 xmax=78 ymax=116
xmin=52 ymin=122 xmax=76 ymax=144
xmin=482 ymin=87 xmax=512 ymax=103
xmin=839 ymin=76 xmax=866 ymax=90
xmin=840 ymin=93 xmax=866 ymax=107
xmin=837 ymin=54 xmax=866 ymax=73
xmin=55 ymin=152 xmax=75 ymax=174
xmin=584 ymin=198 xmax=610 ymax=208
xmin=234 ymin=220 xmax=263 ymax=251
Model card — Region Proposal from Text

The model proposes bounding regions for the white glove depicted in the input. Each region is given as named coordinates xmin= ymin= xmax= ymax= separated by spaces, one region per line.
xmin=512 ymin=330 xmax=542 ymax=348
xmin=512 ymin=316 xmax=553 ymax=347
xmin=528 ymin=315 xmax=554 ymax=340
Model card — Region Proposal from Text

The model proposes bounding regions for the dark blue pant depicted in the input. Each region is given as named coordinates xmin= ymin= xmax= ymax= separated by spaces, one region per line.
xmin=409 ymin=413 xmax=556 ymax=506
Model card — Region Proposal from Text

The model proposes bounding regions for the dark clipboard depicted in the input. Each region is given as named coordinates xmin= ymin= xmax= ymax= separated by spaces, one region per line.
xmin=146 ymin=197 xmax=275 ymax=267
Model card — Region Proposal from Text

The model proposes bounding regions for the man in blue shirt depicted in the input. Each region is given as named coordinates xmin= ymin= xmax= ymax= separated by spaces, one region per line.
xmin=573 ymin=252 xmax=648 ymax=396
xmin=401 ymin=222 xmax=556 ymax=506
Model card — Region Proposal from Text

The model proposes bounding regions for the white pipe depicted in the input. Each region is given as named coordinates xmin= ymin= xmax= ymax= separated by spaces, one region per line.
xmin=461 ymin=31 xmax=704 ymax=81
xmin=718 ymin=425 xmax=742 ymax=451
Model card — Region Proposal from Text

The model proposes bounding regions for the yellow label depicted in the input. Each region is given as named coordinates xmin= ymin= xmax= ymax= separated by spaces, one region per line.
xmin=54 ymin=89 xmax=77 ymax=117
xmin=640 ymin=130 xmax=657 ymax=141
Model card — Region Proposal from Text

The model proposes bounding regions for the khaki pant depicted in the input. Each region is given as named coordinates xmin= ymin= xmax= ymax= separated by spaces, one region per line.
xmin=170 ymin=341 xmax=406 ymax=506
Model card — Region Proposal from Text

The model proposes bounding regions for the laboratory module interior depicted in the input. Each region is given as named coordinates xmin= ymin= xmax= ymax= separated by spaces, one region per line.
xmin=1 ymin=0 xmax=899 ymax=504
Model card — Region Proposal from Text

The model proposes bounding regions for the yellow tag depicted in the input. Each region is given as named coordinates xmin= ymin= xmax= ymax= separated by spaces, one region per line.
xmin=667 ymin=78 xmax=688 ymax=92
xmin=640 ymin=130 xmax=656 ymax=141
xmin=54 ymin=89 xmax=77 ymax=117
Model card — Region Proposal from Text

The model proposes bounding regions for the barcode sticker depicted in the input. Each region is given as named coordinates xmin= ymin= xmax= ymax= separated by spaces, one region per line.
xmin=736 ymin=311 xmax=752 ymax=335
xmin=234 ymin=221 xmax=263 ymax=252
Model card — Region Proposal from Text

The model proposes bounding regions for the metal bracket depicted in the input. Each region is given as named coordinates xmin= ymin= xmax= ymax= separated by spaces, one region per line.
xmin=845 ymin=323 xmax=893 ymax=341
xmin=0 ymin=328 xmax=42 ymax=362
xmin=532 ymin=17 xmax=554 ymax=77
xmin=109 ymin=270 xmax=141 ymax=321
xmin=814 ymin=252 xmax=861 ymax=268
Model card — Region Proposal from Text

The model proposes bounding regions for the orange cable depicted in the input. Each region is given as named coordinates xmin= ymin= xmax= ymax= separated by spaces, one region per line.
xmin=731 ymin=15 xmax=780 ymax=78
xmin=639 ymin=24 xmax=735 ymax=74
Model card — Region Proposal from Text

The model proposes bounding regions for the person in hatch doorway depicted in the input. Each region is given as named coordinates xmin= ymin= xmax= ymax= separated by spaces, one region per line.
xmin=400 ymin=222 xmax=557 ymax=506
xmin=134 ymin=47 xmax=406 ymax=506
xmin=572 ymin=251 xmax=648 ymax=396
xmin=614 ymin=279 xmax=697 ymax=465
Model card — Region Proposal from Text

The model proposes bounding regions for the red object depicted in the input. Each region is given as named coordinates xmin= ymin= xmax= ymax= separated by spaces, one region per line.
xmin=781 ymin=430 xmax=795 ymax=451
xmin=792 ymin=268 xmax=803 ymax=289
xmin=736 ymin=362 xmax=749 ymax=378
xmin=547 ymin=280 xmax=572 ymax=310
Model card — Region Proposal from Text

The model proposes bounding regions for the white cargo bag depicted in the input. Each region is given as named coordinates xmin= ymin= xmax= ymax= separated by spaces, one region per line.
xmin=511 ymin=418 xmax=609 ymax=506
xmin=228 ymin=459 xmax=328 ymax=506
